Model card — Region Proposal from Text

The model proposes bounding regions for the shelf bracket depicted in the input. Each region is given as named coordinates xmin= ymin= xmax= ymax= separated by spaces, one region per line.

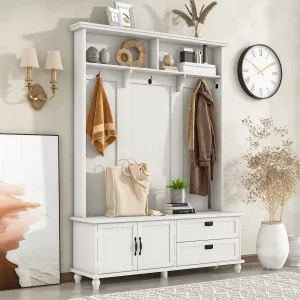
xmin=123 ymin=69 xmax=133 ymax=88
xmin=176 ymin=74 xmax=186 ymax=92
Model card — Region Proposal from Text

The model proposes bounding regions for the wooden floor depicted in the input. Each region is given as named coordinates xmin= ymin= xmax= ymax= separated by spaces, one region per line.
xmin=1 ymin=263 xmax=300 ymax=300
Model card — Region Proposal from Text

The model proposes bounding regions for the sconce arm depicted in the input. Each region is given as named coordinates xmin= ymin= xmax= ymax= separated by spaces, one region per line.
xmin=27 ymin=90 xmax=55 ymax=101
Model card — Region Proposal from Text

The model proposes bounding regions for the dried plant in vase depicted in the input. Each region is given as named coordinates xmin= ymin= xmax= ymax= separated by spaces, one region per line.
xmin=242 ymin=117 xmax=300 ymax=270
xmin=242 ymin=117 xmax=300 ymax=221
xmin=172 ymin=0 xmax=217 ymax=37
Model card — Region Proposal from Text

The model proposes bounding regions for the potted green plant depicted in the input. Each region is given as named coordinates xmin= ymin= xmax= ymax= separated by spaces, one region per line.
xmin=167 ymin=178 xmax=189 ymax=203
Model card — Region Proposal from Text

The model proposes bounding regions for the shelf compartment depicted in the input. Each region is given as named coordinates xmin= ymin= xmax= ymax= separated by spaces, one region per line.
xmin=86 ymin=63 xmax=220 ymax=91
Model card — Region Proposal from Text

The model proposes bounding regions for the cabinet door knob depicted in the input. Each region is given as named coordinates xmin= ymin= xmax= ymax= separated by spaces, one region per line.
xmin=139 ymin=237 xmax=142 ymax=255
xmin=205 ymin=221 xmax=214 ymax=226
xmin=205 ymin=244 xmax=214 ymax=250
xmin=134 ymin=237 xmax=137 ymax=256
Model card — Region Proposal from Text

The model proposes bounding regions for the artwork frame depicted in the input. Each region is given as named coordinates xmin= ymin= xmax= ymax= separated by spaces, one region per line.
xmin=0 ymin=133 xmax=60 ymax=291
xmin=106 ymin=7 xmax=122 ymax=27
xmin=114 ymin=1 xmax=136 ymax=28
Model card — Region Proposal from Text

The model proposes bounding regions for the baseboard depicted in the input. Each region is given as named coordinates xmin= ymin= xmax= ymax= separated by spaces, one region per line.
xmin=242 ymin=254 xmax=258 ymax=263
xmin=61 ymin=255 xmax=258 ymax=283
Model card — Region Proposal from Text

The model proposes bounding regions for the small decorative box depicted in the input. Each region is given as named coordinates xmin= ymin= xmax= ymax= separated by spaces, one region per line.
xmin=180 ymin=51 xmax=195 ymax=63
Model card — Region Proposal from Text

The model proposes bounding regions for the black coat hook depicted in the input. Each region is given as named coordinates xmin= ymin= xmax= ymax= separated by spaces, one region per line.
xmin=214 ymin=81 xmax=219 ymax=89
xmin=148 ymin=75 xmax=152 ymax=85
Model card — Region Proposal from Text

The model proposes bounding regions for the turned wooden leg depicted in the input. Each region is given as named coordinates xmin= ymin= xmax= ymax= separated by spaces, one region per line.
xmin=234 ymin=264 xmax=242 ymax=274
xmin=92 ymin=278 xmax=101 ymax=290
xmin=161 ymin=271 xmax=168 ymax=279
xmin=74 ymin=274 xmax=82 ymax=284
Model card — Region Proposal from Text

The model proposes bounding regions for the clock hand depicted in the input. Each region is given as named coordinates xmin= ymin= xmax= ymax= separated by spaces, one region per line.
xmin=257 ymin=62 xmax=276 ymax=75
xmin=252 ymin=63 xmax=264 ymax=75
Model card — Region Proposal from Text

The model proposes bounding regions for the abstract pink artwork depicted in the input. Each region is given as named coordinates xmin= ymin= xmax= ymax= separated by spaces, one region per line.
xmin=0 ymin=134 xmax=60 ymax=290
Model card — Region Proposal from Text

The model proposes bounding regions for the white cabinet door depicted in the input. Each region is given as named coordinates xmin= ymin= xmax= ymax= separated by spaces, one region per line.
xmin=137 ymin=221 xmax=175 ymax=270
xmin=98 ymin=223 xmax=138 ymax=274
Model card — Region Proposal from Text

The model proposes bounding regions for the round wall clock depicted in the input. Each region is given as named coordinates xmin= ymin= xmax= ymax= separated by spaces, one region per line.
xmin=238 ymin=44 xmax=282 ymax=100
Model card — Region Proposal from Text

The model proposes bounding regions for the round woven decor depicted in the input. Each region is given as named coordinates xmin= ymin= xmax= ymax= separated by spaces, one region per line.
xmin=116 ymin=48 xmax=133 ymax=66
xmin=116 ymin=39 xmax=147 ymax=68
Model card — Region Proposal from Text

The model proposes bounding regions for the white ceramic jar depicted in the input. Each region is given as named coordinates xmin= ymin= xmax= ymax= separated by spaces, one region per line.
xmin=287 ymin=235 xmax=300 ymax=266
xmin=256 ymin=221 xmax=289 ymax=270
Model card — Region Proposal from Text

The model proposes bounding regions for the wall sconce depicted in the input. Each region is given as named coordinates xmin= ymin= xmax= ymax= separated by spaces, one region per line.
xmin=20 ymin=48 xmax=63 ymax=110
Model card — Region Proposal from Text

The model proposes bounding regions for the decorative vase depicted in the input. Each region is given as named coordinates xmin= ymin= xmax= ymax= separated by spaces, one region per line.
xmin=163 ymin=55 xmax=174 ymax=66
xmin=193 ymin=23 xmax=203 ymax=38
xmin=170 ymin=189 xmax=187 ymax=203
xmin=100 ymin=48 xmax=110 ymax=64
xmin=256 ymin=221 xmax=289 ymax=270
xmin=287 ymin=235 xmax=300 ymax=266
xmin=86 ymin=47 xmax=99 ymax=63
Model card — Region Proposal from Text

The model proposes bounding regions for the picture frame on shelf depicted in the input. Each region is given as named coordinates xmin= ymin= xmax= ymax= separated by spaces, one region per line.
xmin=114 ymin=1 xmax=136 ymax=28
xmin=106 ymin=7 xmax=122 ymax=26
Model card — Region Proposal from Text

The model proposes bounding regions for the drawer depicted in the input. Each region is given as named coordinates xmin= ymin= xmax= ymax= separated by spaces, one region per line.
xmin=177 ymin=217 xmax=240 ymax=242
xmin=177 ymin=238 xmax=240 ymax=267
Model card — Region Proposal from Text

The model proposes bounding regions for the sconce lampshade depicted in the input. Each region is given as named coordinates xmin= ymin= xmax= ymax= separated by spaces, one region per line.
xmin=20 ymin=48 xmax=39 ymax=68
xmin=45 ymin=50 xmax=63 ymax=70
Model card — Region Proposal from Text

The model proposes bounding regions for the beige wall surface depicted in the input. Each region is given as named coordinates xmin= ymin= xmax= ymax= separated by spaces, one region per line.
xmin=0 ymin=0 xmax=300 ymax=272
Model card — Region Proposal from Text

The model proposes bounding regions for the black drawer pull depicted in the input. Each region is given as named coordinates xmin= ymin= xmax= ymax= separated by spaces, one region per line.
xmin=134 ymin=237 xmax=137 ymax=256
xmin=205 ymin=221 xmax=214 ymax=227
xmin=205 ymin=245 xmax=214 ymax=250
xmin=139 ymin=237 xmax=142 ymax=255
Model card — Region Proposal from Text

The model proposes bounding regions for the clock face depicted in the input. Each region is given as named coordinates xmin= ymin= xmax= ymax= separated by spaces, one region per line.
xmin=238 ymin=45 xmax=282 ymax=99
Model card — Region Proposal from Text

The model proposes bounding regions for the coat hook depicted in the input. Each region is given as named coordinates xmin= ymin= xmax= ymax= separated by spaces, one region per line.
xmin=148 ymin=75 xmax=152 ymax=85
xmin=97 ymin=70 xmax=101 ymax=77
xmin=214 ymin=81 xmax=219 ymax=89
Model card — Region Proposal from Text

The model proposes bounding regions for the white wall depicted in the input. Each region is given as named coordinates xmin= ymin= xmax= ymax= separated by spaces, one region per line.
xmin=0 ymin=0 xmax=300 ymax=272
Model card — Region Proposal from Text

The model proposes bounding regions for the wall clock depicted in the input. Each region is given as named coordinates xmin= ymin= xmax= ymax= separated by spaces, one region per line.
xmin=238 ymin=45 xmax=282 ymax=100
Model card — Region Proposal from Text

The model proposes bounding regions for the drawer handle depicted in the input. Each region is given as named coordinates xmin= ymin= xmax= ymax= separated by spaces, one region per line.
xmin=205 ymin=221 xmax=214 ymax=226
xmin=139 ymin=237 xmax=142 ymax=255
xmin=134 ymin=237 xmax=137 ymax=256
xmin=205 ymin=245 xmax=214 ymax=250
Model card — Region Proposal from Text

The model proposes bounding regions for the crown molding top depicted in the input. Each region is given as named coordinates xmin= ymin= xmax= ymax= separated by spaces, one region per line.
xmin=69 ymin=22 xmax=228 ymax=48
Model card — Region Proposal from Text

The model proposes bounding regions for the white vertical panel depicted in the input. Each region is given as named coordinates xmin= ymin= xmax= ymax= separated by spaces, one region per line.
xmin=170 ymin=88 xmax=184 ymax=181
xmin=211 ymin=47 xmax=223 ymax=211
xmin=129 ymin=84 xmax=171 ymax=210
xmin=149 ymin=38 xmax=159 ymax=69
xmin=74 ymin=28 xmax=87 ymax=217
xmin=86 ymin=79 xmax=118 ymax=216
xmin=73 ymin=222 xmax=97 ymax=274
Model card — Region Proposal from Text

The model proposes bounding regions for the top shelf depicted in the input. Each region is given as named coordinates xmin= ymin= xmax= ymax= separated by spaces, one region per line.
xmin=70 ymin=22 xmax=228 ymax=48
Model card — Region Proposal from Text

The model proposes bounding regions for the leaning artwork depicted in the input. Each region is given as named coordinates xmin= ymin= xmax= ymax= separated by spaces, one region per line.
xmin=0 ymin=134 xmax=60 ymax=290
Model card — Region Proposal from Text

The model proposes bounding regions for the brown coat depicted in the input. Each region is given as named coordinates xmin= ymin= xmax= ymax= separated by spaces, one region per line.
xmin=187 ymin=80 xmax=216 ymax=209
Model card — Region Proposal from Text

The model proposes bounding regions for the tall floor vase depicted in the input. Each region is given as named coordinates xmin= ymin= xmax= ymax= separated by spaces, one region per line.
xmin=256 ymin=222 xmax=289 ymax=270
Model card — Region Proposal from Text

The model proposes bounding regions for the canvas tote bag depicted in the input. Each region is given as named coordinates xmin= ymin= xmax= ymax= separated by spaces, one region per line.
xmin=105 ymin=160 xmax=149 ymax=217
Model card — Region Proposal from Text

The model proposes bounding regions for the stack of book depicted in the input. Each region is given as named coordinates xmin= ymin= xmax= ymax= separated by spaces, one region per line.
xmin=160 ymin=64 xmax=178 ymax=71
xmin=164 ymin=203 xmax=196 ymax=215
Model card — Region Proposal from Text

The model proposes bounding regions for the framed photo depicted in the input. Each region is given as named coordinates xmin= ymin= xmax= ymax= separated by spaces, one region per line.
xmin=106 ymin=7 xmax=122 ymax=26
xmin=0 ymin=134 xmax=60 ymax=290
xmin=114 ymin=1 xmax=136 ymax=28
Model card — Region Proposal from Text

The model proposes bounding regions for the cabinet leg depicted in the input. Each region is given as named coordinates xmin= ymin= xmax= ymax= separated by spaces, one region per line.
xmin=234 ymin=264 xmax=242 ymax=274
xmin=74 ymin=274 xmax=82 ymax=284
xmin=161 ymin=271 xmax=168 ymax=279
xmin=92 ymin=278 xmax=101 ymax=290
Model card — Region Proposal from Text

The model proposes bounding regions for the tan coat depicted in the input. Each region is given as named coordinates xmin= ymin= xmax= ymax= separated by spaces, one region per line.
xmin=187 ymin=80 xmax=216 ymax=209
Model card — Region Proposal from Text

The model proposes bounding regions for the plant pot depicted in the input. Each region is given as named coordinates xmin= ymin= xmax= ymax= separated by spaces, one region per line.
xmin=256 ymin=221 xmax=289 ymax=270
xmin=287 ymin=235 xmax=300 ymax=266
xmin=170 ymin=189 xmax=187 ymax=203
